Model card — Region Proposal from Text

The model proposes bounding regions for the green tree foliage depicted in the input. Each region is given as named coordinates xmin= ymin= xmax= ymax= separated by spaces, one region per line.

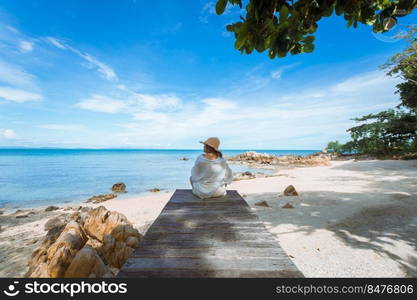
xmin=326 ymin=140 xmax=344 ymax=153
xmin=343 ymin=109 xmax=417 ymax=155
xmin=215 ymin=0 xmax=417 ymax=58
xmin=384 ymin=26 xmax=417 ymax=109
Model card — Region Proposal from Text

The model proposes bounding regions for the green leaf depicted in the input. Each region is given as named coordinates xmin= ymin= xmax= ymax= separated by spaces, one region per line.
xmin=215 ymin=0 xmax=228 ymax=15
xmin=303 ymin=42 xmax=314 ymax=53
xmin=335 ymin=1 xmax=344 ymax=16
xmin=235 ymin=34 xmax=246 ymax=49
xmin=279 ymin=6 xmax=289 ymax=22
xmin=305 ymin=35 xmax=315 ymax=43
xmin=323 ymin=4 xmax=334 ymax=17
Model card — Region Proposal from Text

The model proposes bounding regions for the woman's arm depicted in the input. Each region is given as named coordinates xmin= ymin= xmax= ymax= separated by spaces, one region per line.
xmin=191 ymin=156 xmax=204 ymax=183
xmin=224 ymin=162 xmax=233 ymax=185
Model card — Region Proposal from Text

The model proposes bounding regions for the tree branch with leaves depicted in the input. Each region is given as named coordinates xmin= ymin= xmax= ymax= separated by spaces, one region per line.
xmin=216 ymin=0 xmax=417 ymax=58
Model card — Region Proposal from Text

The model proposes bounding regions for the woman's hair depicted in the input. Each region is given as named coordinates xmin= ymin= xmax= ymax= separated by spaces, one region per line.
xmin=204 ymin=144 xmax=223 ymax=158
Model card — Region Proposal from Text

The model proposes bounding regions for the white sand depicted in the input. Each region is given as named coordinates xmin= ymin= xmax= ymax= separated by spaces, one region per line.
xmin=1 ymin=159 xmax=416 ymax=277
xmin=233 ymin=160 xmax=417 ymax=277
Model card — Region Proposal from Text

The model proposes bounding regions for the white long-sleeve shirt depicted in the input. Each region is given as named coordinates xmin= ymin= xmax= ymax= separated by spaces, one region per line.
xmin=190 ymin=154 xmax=233 ymax=199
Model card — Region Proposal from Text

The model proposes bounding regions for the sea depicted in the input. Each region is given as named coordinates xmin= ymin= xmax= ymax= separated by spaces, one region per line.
xmin=0 ymin=149 xmax=318 ymax=209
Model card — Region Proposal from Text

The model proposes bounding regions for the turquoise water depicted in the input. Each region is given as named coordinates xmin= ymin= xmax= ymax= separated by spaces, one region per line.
xmin=0 ymin=149 xmax=318 ymax=209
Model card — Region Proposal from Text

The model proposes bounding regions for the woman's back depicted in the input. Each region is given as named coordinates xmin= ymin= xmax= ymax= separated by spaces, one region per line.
xmin=190 ymin=154 xmax=233 ymax=198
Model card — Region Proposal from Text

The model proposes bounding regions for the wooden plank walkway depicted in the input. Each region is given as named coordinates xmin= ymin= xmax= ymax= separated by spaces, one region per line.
xmin=118 ymin=189 xmax=303 ymax=278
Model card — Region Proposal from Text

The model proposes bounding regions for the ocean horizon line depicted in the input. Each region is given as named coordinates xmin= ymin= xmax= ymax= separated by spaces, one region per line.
xmin=0 ymin=147 xmax=321 ymax=151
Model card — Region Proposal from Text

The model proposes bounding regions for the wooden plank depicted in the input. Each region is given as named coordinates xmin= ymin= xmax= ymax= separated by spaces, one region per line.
xmin=121 ymin=257 xmax=295 ymax=271
xmin=118 ymin=189 xmax=303 ymax=278
xmin=137 ymin=239 xmax=286 ymax=249
xmin=118 ymin=269 xmax=301 ymax=278
xmin=152 ymin=214 xmax=260 ymax=223
xmin=131 ymin=247 xmax=287 ymax=258
xmin=150 ymin=221 xmax=265 ymax=228
xmin=142 ymin=232 xmax=275 ymax=242
xmin=147 ymin=225 xmax=267 ymax=234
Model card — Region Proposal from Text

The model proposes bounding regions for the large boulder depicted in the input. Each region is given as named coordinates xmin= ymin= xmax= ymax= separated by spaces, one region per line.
xmin=45 ymin=221 xmax=88 ymax=277
xmin=284 ymin=185 xmax=298 ymax=196
xmin=64 ymin=245 xmax=110 ymax=278
xmin=112 ymin=182 xmax=126 ymax=193
xmin=83 ymin=206 xmax=141 ymax=269
xmin=26 ymin=206 xmax=141 ymax=278
xmin=27 ymin=221 xmax=87 ymax=278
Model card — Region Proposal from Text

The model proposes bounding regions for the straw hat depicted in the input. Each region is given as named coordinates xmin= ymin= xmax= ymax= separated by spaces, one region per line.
xmin=200 ymin=137 xmax=220 ymax=151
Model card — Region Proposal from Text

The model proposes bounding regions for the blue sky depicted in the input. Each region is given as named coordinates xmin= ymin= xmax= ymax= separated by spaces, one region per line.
xmin=0 ymin=0 xmax=416 ymax=149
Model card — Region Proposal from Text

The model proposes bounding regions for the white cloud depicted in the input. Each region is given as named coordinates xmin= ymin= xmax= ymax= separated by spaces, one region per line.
xmin=0 ymin=60 xmax=37 ymax=88
xmin=76 ymin=94 xmax=126 ymax=113
xmin=0 ymin=129 xmax=17 ymax=139
xmin=270 ymin=64 xmax=299 ymax=80
xmin=0 ymin=25 xmax=43 ymax=102
xmin=6 ymin=26 xmax=19 ymax=33
xmin=109 ymin=70 xmax=401 ymax=149
xmin=331 ymin=71 xmax=391 ymax=93
xmin=133 ymin=112 xmax=170 ymax=122
xmin=201 ymin=98 xmax=237 ymax=110
xmin=130 ymin=93 xmax=181 ymax=111
xmin=46 ymin=37 xmax=117 ymax=81
xmin=38 ymin=124 xmax=85 ymax=130
xmin=19 ymin=40 xmax=34 ymax=52
xmin=270 ymin=69 xmax=283 ymax=79
xmin=46 ymin=37 xmax=66 ymax=49
xmin=0 ymin=86 xmax=43 ymax=102
xmin=76 ymin=52 xmax=117 ymax=81
xmin=76 ymin=92 xmax=183 ymax=118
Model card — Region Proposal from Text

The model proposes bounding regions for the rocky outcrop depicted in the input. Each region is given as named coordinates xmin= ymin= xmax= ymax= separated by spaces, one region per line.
xmin=255 ymin=201 xmax=270 ymax=207
xmin=284 ymin=185 xmax=298 ymax=196
xmin=227 ymin=151 xmax=332 ymax=167
xmin=64 ymin=245 xmax=109 ymax=278
xmin=233 ymin=171 xmax=278 ymax=181
xmin=87 ymin=193 xmax=117 ymax=203
xmin=14 ymin=210 xmax=36 ymax=218
xmin=282 ymin=203 xmax=295 ymax=209
xmin=229 ymin=151 xmax=276 ymax=164
xmin=112 ymin=183 xmax=126 ymax=193
xmin=44 ymin=214 xmax=69 ymax=231
xmin=233 ymin=171 xmax=256 ymax=181
xmin=45 ymin=206 xmax=60 ymax=212
xmin=82 ymin=206 xmax=140 ymax=269
xmin=149 ymin=188 xmax=161 ymax=192
xmin=26 ymin=206 xmax=141 ymax=278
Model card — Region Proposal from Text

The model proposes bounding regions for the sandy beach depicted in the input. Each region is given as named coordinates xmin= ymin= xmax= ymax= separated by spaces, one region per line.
xmin=1 ymin=159 xmax=416 ymax=277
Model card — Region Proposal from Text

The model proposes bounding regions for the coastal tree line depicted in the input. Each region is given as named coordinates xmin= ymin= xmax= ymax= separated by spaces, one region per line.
xmin=327 ymin=26 xmax=417 ymax=157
